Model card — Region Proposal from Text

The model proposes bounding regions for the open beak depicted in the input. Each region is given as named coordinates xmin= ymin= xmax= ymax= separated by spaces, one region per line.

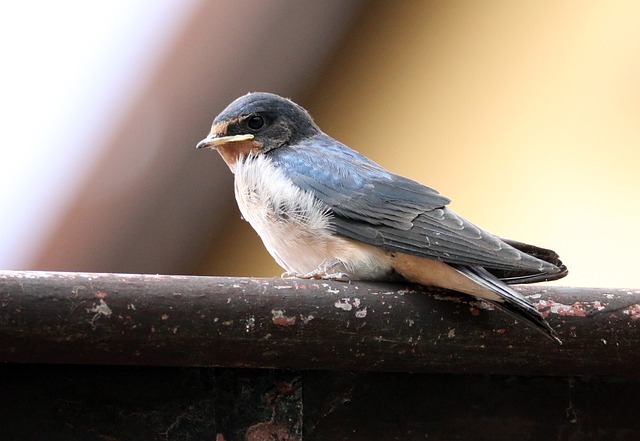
xmin=195 ymin=133 xmax=255 ymax=149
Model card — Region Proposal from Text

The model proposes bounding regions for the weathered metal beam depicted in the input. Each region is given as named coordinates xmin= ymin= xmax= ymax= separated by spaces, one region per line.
xmin=0 ymin=270 xmax=638 ymax=376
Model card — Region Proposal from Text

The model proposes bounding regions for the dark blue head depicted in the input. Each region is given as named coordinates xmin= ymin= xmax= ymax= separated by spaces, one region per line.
xmin=197 ymin=92 xmax=321 ymax=154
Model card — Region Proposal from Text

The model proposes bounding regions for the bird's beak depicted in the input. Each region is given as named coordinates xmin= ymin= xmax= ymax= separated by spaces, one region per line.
xmin=196 ymin=134 xmax=255 ymax=149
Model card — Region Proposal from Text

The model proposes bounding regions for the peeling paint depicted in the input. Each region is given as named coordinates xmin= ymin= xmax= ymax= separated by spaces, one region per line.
xmin=592 ymin=301 xmax=606 ymax=312
xmin=538 ymin=300 xmax=589 ymax=317
xmin=447 ymin=328 xmax=456 ymax=338
xmin=245 ymin=315 xmax=256 ymax=332
xmin=94 ymin=290 xmax=107 ymax=299
xmin=433 ymin=294 xmax=464 ymax=303
xmin=272 ymin=309 xmax=296 ymax=326
xmin=355 ymin=307 xmax=368 ymax=318
xmin=535 ymin=298 xmax=618 ymax=319
xmin=300 ymin=314 xmax=315 ymax=325
xmin=472 ymin=301 xmax=495 ymax=311
xmin=622 ymin=304 xmax=640 ymax=319
xmin=86 ymin=299 xmax=112 ymax=327
xmin=245 ymin=422 xmax=298 ymax=441
xmin=334 ymin=298 xmax=353 ymax=311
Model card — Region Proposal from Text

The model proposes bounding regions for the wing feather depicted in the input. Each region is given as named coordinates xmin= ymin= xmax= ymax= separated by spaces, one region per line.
xmin=270 ymin=136 xmax=563 ymax=278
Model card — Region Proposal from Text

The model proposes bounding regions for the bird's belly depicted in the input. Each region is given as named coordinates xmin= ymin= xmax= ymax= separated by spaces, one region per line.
xmin=233 ymin=155 xmax=392 ymax=278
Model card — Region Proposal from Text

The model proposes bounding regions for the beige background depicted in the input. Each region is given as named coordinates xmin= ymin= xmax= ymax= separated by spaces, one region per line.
xmin=202 ymin=1 xmax=640 ymax=289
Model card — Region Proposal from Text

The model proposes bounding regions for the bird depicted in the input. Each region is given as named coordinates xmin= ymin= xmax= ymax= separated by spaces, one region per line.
xmin=196 ymin=92 xmax=568 ymax=342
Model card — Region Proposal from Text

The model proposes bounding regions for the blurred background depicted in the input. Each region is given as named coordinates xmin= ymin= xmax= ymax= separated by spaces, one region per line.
xmin=2 ymin=0 xmax=639 ymax=289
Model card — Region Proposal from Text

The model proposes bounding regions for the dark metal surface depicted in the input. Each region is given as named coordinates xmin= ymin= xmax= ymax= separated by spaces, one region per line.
xmin=2 ymin=364 xmax=640 ymax=441
xmin=1 ymin=270 xmax=639 ymax=376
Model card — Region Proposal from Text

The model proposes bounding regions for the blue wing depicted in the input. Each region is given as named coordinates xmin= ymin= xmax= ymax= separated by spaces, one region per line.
xmin=270 ymin=134 xmax=559 ymax=275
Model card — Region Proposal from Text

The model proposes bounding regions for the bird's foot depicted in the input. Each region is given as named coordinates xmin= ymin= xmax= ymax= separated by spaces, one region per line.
xmin=281 ymin=259 xmax=352 ymax=282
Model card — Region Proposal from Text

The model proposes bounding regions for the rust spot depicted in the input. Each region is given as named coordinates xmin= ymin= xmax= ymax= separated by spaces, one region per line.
xmin=470 ymin=307 xmax=480 ymax=316
xmin=94 ymin=291 xmax=107 ymax=299
xmin=245 ymin=422 xmax=298 ymax=441
xmin=271 ymin=309 xmax=296 ymax=327
xmin=275 ymin=381 xmax=296 ymax=395
xmin=623 ymin=304 xmax=640 ymax=319
xmin=539 ymin=300 xmax=588 ymax=317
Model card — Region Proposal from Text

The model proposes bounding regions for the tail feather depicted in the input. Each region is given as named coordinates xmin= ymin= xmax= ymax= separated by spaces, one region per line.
xmin=453 ymin=264 xmax=561 ymax=343
xmin=488 ymin=239 xmax=569 ymax=284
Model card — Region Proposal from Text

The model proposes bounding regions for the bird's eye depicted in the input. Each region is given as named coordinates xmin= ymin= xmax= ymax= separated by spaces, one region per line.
xmin=247 ymin=115 xmax=265 ymax=130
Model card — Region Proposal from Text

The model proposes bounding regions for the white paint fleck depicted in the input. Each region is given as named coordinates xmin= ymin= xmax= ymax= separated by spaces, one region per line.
xmin=592 ymin=301 xmax=606 ymax=311
xmin=528 ymin=294 xmax=542 ymax=299
xmin=334 ymin=298 xmax=352 ymax=311
xmin=353 ymin=297 xmax=361 ymax=308
xmin=273 ymin=285 xmax=293 ymax=290
xmin=245 ymin=315 xmax=256 ymax=332
xmin=327 ymin=288 xmax=340 ymax=294
xmin=447 ymin=328 xmax=456 ymax=338
xmin=86 ymin=299 xmax=112 ymax=326
xmin=127 ymin=303 xmax=136 ymax=310
xmin=355 ymin=307 xmax=367 ymax=318
xmin=300 ymin=314 xmax=315 ymax=324
xmin=473 ymin=301 xmax=495 ymax=311
xmin=601 ymin=339 xmax=607 ymax=345
xmin=406 ymin=319 xmax=415 ymax=327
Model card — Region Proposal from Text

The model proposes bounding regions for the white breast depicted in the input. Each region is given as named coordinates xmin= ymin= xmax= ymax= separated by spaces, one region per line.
xmin=232 ymin=154 xmax=392 ymax=278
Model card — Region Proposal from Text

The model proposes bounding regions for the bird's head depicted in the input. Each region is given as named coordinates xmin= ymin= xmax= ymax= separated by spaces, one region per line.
xmin=196 ymin=92 xmax=320 ymax=171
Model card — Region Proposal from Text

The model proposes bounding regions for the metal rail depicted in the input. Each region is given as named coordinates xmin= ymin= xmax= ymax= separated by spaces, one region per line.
xmin=1 ymin=270 xmax=637 ymax=377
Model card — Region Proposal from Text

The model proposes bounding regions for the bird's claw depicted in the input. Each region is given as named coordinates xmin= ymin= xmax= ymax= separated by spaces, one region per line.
xmin=281 ymin=259 xmax=352 ymax=282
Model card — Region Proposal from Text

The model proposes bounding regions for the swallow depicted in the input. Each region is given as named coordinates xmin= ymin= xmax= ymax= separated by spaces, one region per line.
xmin=197 ymin=92 xmax=568 ymax=342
